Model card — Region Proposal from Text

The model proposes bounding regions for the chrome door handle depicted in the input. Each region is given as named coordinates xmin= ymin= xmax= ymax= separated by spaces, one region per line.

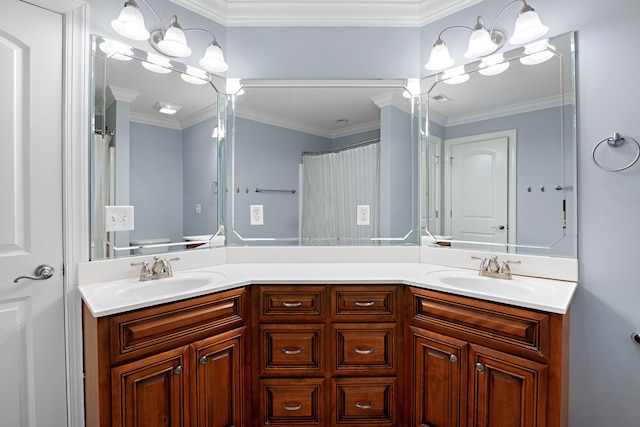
xmin=13 ymin=264 xmax=55 ymax=283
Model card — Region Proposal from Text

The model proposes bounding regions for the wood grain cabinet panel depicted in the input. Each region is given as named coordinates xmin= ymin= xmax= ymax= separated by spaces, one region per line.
xmin=259 ymin=285 xmax=326 ymax=322
xmin=259 ymin=378 xmax=326 ymax=426
xmin=332 ymin=323 xmax=396 ymax=373
xmin=332 ymin=377 xmax=397 ymax=427
xmin=331 ymin=286 xmax=397 ymax=321
xmin=260 ymin=324 xmax=325 ymax=375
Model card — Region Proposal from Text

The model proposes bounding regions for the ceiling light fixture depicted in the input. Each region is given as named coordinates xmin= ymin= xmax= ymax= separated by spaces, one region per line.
xmin=156 ymin=102 xmax=182 ymax=115
xmin=111 ymin=0 xmax=229 ymax=73
xmin=425 ymin=0 xmax=548 ymax=71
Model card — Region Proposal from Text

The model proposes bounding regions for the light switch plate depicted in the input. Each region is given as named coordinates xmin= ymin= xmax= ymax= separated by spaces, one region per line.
xmin=250 ymin=205 xmax=264 ymax=225
xmin=104 ymin=205 xmax=135 ymax=232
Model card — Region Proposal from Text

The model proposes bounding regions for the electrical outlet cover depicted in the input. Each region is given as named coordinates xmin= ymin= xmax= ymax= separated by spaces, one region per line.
xmin=250 ymin=205 xmax=264 ymax=225
xmin=357 ymin=205 xmax=370 ymax=225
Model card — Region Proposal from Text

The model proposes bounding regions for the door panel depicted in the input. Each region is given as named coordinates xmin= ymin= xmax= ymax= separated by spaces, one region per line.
xmin=0 ymin=1 xmax=66 ymax=426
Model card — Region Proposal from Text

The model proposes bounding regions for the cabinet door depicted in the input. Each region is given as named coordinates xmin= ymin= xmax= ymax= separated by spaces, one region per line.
xmin=469 ymin=344 xmax=547 ymax=427
xmin=192 ymin=328 xmax=245 ymax=427
xmin=411 ymin=326 xmax=468 ymax=427
xmin=111 ymin=346 xmax=188 ymax=427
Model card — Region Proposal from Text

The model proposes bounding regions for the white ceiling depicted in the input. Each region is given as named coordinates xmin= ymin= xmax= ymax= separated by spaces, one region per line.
xmin=172 ymin=0 xmax=482 ymax=26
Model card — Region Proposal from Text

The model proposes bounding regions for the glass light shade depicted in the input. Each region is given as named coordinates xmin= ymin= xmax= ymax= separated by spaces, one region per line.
xmin=111 ymin=2 xmax=150 ymax=41
xmin=464 ymin=27 xmax=498 ymax=58
xmin=157 ymin=25 xmax=192 ymax=57
xmin=441 ymin=66 xmax=469 ymax=85
xmin=181 ymin=66 xmax=209 ymax=85
xmin=141 ymin=53 xmax=172 ymax=74
xmin=509 ymin=9 xmax=549 ymax=45
xmin=478 ymin=53 xmax=510 ymax=76
xmin=199 ymin=43 xmax=229 ymax=73
xmin=425 ymin=39 xmax=454 ymax=71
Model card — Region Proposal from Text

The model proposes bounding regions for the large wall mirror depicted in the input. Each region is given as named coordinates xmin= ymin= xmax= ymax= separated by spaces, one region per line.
xmin=90 ymin=35 xmax=226 ymax=260
xmin=422 ymin=31 xmax=577 ymax=257
xmin=223 ymin=80 xmax=421 ymax=246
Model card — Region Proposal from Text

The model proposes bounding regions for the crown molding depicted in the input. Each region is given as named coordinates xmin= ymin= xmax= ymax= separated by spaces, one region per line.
xmin=172 ymin=0 xmax=480 ymax=27
xmin=130 ymin=112 xmax=183 ymax=130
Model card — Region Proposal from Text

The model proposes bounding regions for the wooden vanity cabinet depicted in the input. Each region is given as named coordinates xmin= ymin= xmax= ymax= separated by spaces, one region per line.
xmin=251 ymin=284 xmax=402 ymax=427
xmin=406 ymin=287 xmax=569 ymax=427
xmin=83 ymin=287 xmax=249 ymax=427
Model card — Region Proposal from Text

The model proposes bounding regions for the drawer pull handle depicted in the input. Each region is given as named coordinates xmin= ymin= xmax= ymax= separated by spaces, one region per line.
xmin=354 ymin=347 xmax=375 ymax=355
xmin=282 ymin=301 xmax=302 ymax=307
xmin=281 ymin=348 xmax=303 ymax=355
xmin=355 ymin=401 xmax=375 ymax=409
xmin=354 ymin=301 xmax=375 ymax=307
xmin=282 ymin=403 xmax=302 ymax=411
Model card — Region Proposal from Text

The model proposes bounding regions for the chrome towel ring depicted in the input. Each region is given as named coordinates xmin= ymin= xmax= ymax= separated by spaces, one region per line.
xmin=592 ymin=132 xmax=640 ymax=172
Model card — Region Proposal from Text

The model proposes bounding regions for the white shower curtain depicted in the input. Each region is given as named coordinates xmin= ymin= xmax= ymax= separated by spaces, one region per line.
xmin=301 ymin=143 xmax=380 ymax=244
xmin=92 ymin=133 xmax=112 ymax=259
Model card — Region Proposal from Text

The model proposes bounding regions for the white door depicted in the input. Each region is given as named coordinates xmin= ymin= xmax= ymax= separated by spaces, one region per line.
xmin=427 ymin=136 xmax=441 ymax=233
xmin=0 ymin=1 xmax=67 ymax=426
xmin=444 ymin=133 xmax=513 ymax=246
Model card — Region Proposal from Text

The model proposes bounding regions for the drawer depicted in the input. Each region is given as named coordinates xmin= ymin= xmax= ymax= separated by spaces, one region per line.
xmin=260 ymin=324 xmax=325 ymax=375
xmin=410 ymin=287 xmax=550 ymax=361
xmin=332 ymin=324 xmax=396 ymax=373
xmin=259 ymin=378 xmax=325 ymax=426
xmin=331 ymin=286 xmax=397 ymax=321
xmin=109 ymin=288 xmax=246 ymax=364
xmin=258 ymin=286 xmax=326 ymax=322
xmin=332 ymin=377 xmax=397 ymax=426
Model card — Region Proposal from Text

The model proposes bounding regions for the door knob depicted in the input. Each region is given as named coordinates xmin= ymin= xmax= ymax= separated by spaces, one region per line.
xmin=13 ymin=264 xmax=55 ymax=283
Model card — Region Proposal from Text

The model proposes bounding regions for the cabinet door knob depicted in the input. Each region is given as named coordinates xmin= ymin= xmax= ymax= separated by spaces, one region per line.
xmin=281 ymin=348 xmax=303 ymax=355
xmin=354 ymin=347 xmax=375 ymax=355
xmin=475 ymin=363 xmax=485 ymax=373
xmin=199 ymin=356 xmax=208 ymax=365
xmin=174 ymin=365 xmax=183 ymax=375
xmin=355 ymin=401 xmax=375 ymax=409
xmin=282 ymin=403 xmax=302 ymax=411
xmin=449 ymin=354 xmax=458 ymax=363
xmin=282 ymin=301 xmax=302 ymax=307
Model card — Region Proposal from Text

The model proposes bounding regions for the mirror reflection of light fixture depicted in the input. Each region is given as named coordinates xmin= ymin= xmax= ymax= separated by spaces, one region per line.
xmin=226 ymin=78 xmax=244 ymax=96
xmin=111 ymin=0 xmax=229 ymax=73
xmin=425 ymin=0 xmax=548 ymax=71
xmin=441 ymin=66 xmax=470 ymax=85
xmin=98 ymin=39 xmax=134 ymax=61
xmin=520 ymin=39 xmax=555 ymax=65
xmin=156 ymin=101 xmax=182 ymax=115
xmin=478 ymin=53 xmax=510 ymax=76
xmin=181 ymin=66 xmax=209 ymax=85
xmin=141 ymin=52 xmax=172 ymax=73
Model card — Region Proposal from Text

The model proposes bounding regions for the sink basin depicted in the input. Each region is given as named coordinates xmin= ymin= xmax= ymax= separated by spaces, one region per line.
xmin=424 ymin=269 xmax=558 ymax=298
xmin=105 ymin=271 xmax=226 ymax=300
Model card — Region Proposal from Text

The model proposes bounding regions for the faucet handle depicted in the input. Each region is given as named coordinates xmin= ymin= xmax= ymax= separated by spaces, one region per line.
xmin=471 ymin=256 xmax=488 ymax=272
xmin=500 ymin=259 xmax=521 ymax=275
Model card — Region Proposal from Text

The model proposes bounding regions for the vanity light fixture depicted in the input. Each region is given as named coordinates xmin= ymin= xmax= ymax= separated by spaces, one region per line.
xmin=520 ymin=39 xmax=556 ymax=65
xmin=156 ymin=102 xmax=182 ymax=115
xmin=425 ymin=0 xmax=548 ymax=71
xmin=98 ymin=39 xmax=134 ymax=61
xmin=111 ymin=0 xmax=229 ymax=73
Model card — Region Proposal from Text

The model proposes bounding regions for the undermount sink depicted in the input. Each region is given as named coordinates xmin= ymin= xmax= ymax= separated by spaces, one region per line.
xmin=104 ymin=271 xmax=226 ymax=300
xmin=424 ymin=269 xmax=559 ymax=297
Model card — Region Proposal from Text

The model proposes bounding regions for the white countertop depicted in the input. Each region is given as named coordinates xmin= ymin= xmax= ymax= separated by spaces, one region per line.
xmin=78 ymin=262 xmax=577 ymax=317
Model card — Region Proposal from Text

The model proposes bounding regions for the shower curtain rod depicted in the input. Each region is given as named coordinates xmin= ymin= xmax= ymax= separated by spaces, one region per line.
xmin=302 ymin=137 xmax=380 ymax=157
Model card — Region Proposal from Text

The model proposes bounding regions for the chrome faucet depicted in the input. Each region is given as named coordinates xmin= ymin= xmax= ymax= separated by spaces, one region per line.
xmin=131 ymin=256 xmax=180 ymax=281
xmin=471 ymin=255 xmax=521 ymax=279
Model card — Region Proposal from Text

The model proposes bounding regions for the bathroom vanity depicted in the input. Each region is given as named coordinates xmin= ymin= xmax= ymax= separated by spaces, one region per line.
xmin=80 ymin=260 xmax=574 ymax=427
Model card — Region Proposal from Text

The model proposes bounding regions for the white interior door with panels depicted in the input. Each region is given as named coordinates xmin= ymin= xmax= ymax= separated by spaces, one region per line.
xmin=0 ymin=1 xmax=67 ymax=426
xmin=444 ymin=130 xmax=516 ymax=249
